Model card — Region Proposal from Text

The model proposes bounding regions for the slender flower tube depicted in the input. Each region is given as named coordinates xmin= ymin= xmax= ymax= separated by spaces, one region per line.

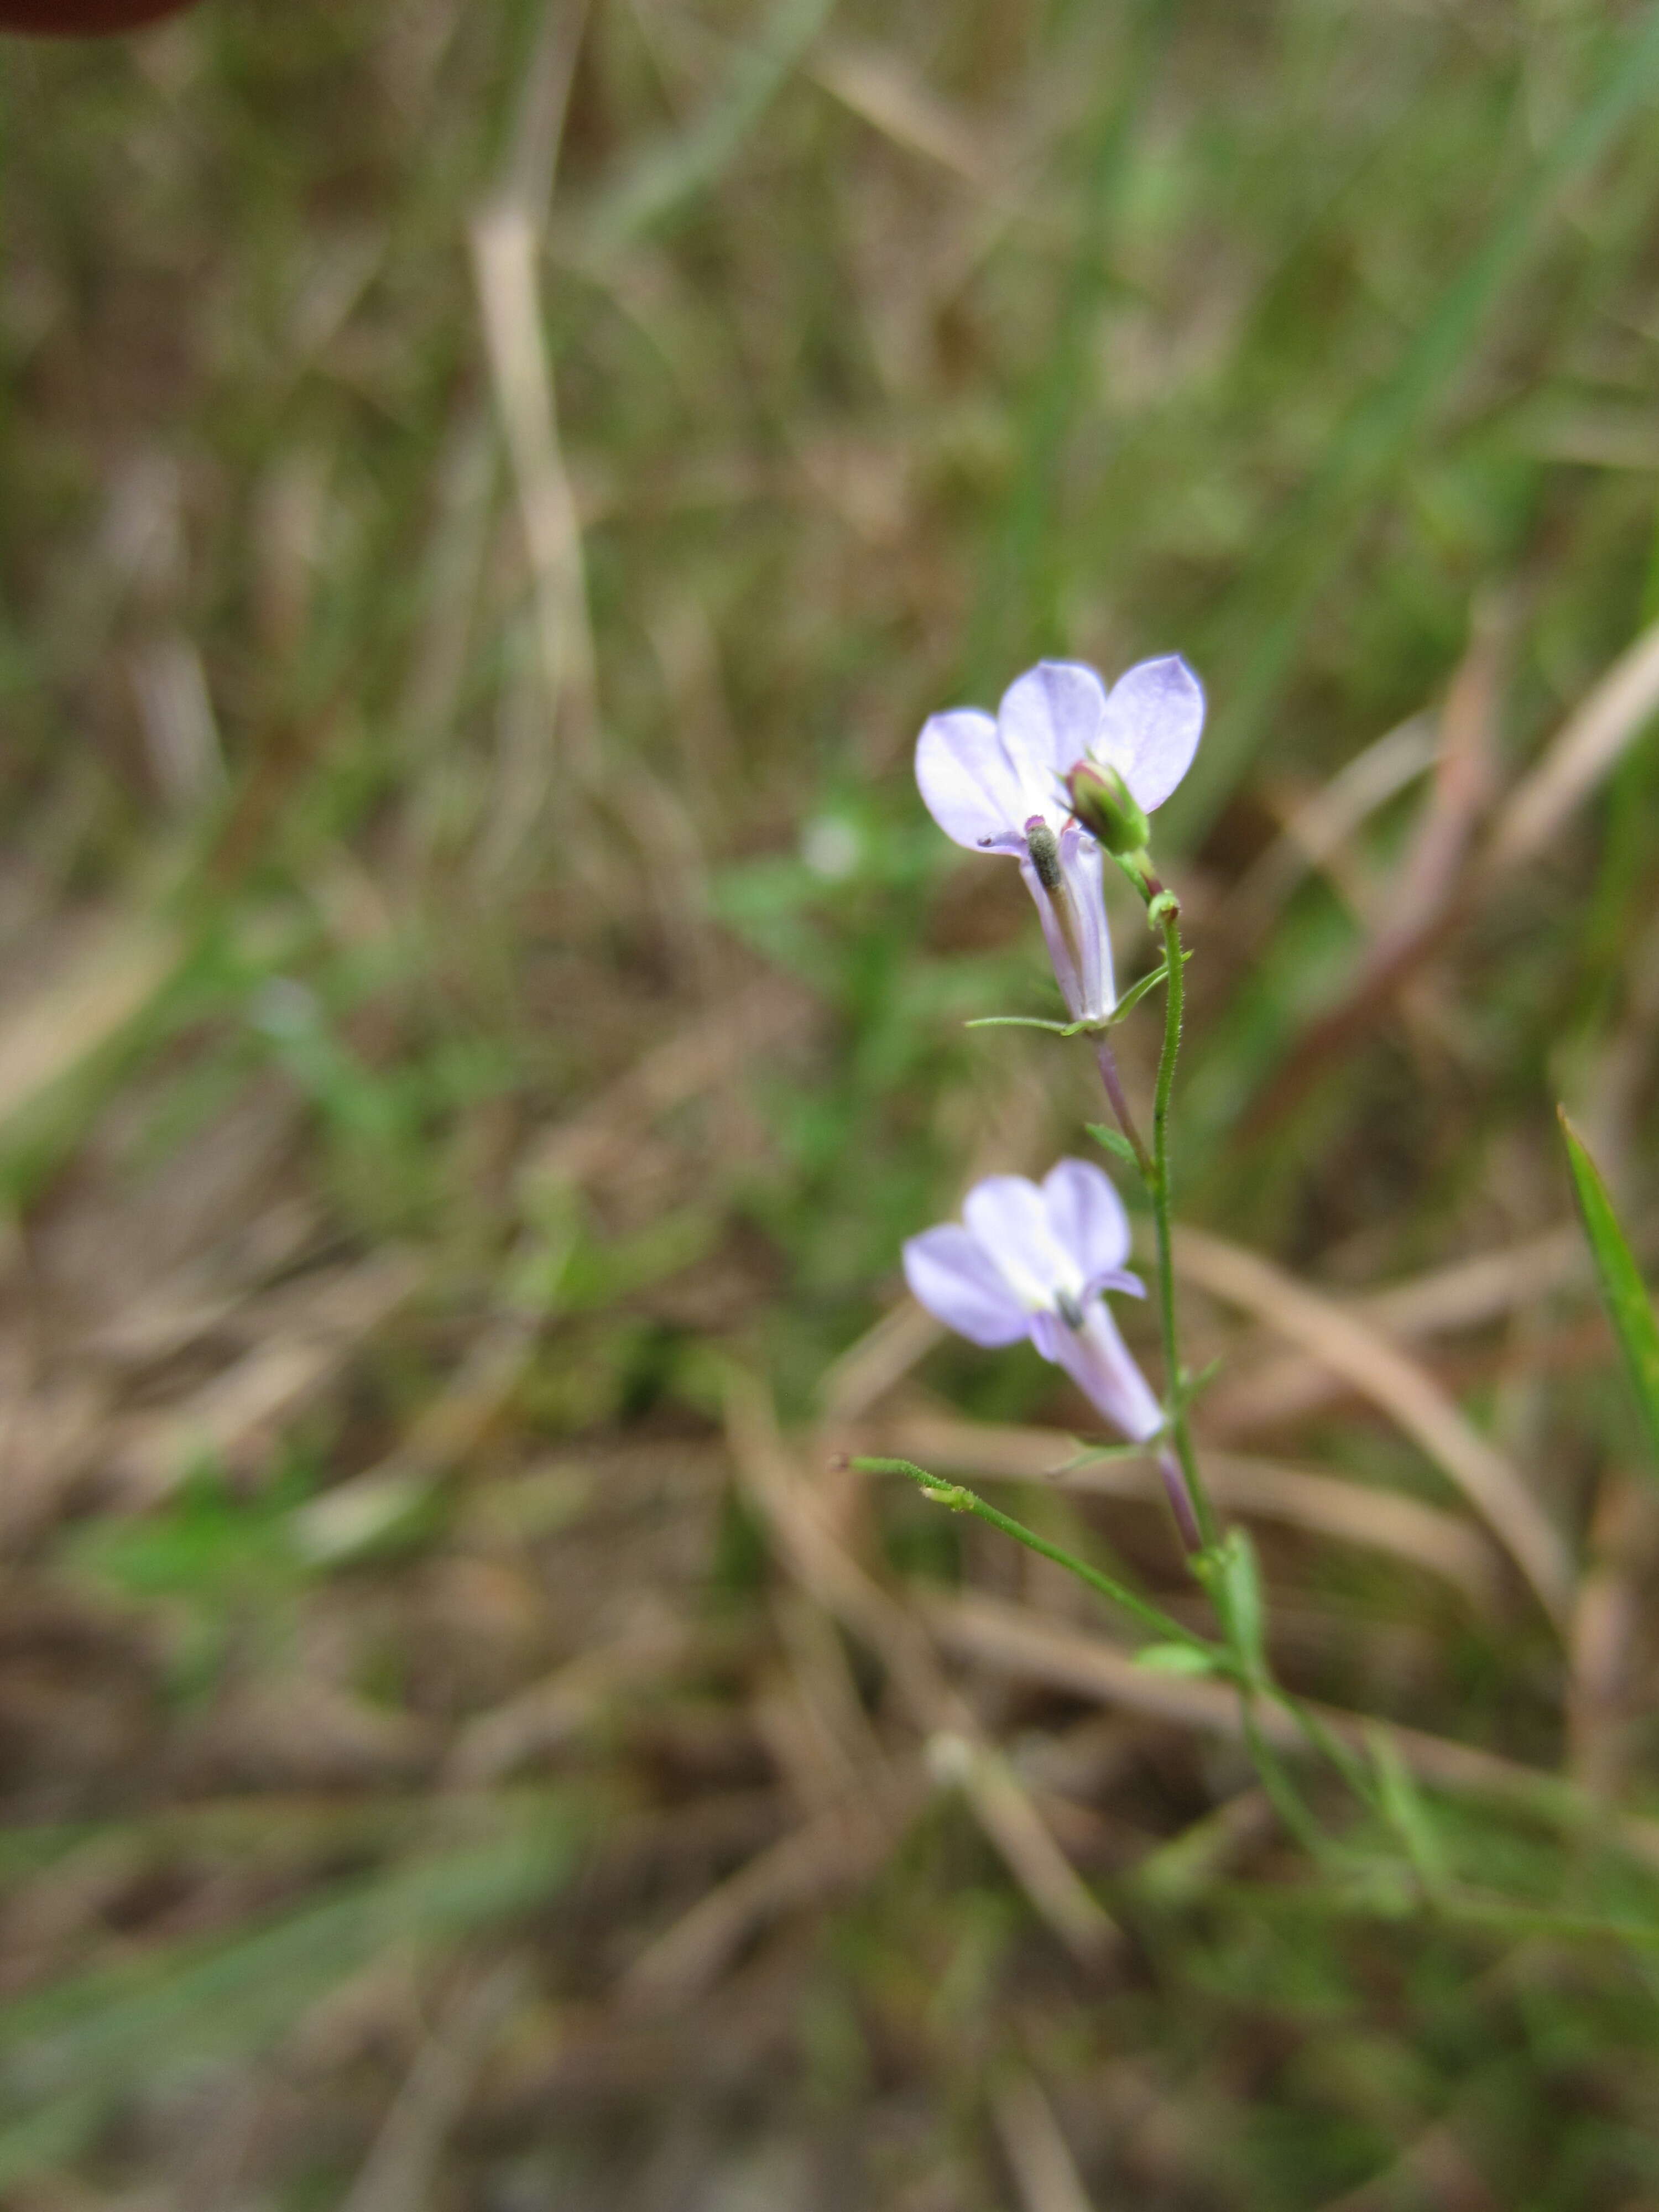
xmin=902 ymin=1159 xmax=1201 ymax=1549
xmin=916 ymin=664 xmax=1116 ymax=1023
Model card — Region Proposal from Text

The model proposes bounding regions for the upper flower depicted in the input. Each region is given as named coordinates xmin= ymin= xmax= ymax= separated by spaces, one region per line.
xmin=902 ymin=1158 xmax=1162 ymax=1441
xmin=915 ymin=655 xmax=1204 ymax=855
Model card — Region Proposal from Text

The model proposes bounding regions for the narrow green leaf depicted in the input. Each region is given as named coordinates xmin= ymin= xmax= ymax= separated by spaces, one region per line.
xmin=0 ymin=2090 xmax=102 ymax=2195
xmin=1104 ymin=957 xmax=1171 ymax=1024
xmin=0 ymin=1807 xmax=580 ymax=2132
xmin=1368 ymin=1726 xmax=1448 ymax=1892
xmin=1134 ymin=1642 xmax=1220 ymax=1676
xmin=1086 ymin=1120 xmax=1141 ymax=1171
xmin=1194 ymin=1528 xmax=1267 ymax=1685
xmin=964 ymin=1014 xmax=1078 ymax=1035
xmin=579 ymin=0 xmax=837 ymax=257
xmin=1048 ymin=1436 xmax=1159 ymax=1472
xmin=1559 ymin=1108 xmax=1659 ymax=1470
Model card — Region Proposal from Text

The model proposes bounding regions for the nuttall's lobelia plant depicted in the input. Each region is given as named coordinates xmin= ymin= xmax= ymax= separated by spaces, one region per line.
xmin=864 ymin=649 xmax=1361 ymax=1843
xmin=901 ymin=1160 xmax=1201 ymax=1550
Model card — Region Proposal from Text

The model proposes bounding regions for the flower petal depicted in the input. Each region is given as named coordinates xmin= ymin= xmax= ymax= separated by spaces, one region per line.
xmin=902 ymin=1224 xmax=1028 ymax=1347
xmin=998 ymin=660 xmax=1110 ymax=794
xmin=915 ymin=709 xmax=1028 ymax=851
xmin=1034 ymin=1302 xmax=1164 ymax=1441
xmin=1040 ymin=1157 xmax=1133 ymax=1286
xmin=962 ymin=1174 xmax=1079 ymax=1309
xmin=1092 ymin=655 xmax=1204 ymax=815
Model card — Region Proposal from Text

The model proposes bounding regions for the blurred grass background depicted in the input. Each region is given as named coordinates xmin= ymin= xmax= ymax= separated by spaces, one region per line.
xmin=6 ymin=0 xmax=1659 ymax=2203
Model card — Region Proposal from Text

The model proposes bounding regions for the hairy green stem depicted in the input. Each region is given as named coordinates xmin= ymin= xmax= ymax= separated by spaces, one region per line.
xmin=1149 ymin=902 xmax=1216 ymax=1549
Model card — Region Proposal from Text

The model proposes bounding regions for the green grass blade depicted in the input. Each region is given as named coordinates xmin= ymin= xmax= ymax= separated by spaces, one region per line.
xmin=1559 ymin=1107 xmax=1659 ymax=1471
xmin=579 ymin=0 xmax=837 ymax=258
xmin=0 ymin=1802 xmax=582 ymax=2185
xmin=1166 ymin=4 xmax=1659 ymax=844
xmin=0 ymin=2090 xmax=103 ymax=2196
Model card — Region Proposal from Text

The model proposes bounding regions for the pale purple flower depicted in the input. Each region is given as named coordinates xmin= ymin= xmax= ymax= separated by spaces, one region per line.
xmin=914 ymin=657 xmax=1204 ymax=1021
xmin=902 ymin=1159 xmax=1162 ymax=1444
xmin=915 ymin=665 xmax=1114 ymax=1024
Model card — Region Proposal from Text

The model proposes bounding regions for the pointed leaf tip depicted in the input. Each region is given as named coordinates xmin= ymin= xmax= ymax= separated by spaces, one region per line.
xmin=1559 ymin=1106 xmax=1659 ymax=1473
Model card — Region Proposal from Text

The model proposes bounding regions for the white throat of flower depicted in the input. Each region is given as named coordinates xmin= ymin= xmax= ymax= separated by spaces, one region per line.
xmin=989 ymin=1229 xmax=1088 ymax=1329
xmin=1003 ymin=729 xmax=1057 ymax=829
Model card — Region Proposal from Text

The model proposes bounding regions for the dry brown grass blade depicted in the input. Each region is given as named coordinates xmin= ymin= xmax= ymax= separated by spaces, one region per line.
xmin=991 ymin=2068 xmax=1098 ymax=2212
xmin=1484 ymin=612 xmax=1659 ymax=875
xmin=468 ymin=1 xmax=597 ymax=790
xmin=340 ymin=1963 xmax=524 ymax=2212
xmin=1363 ymin=1222 xmax=1590 ymax=1338
xmin=812 ymin=40 xmax=987 ymax=181
xmin=1216 ymin=714 xmax=1437 ymax=954
xmin=941 ymin=1730 xmax=1122 ymax=1966
xmin=1566 ymin=1475 xmax=1658 ymax=1799
xmin=615 ymin=1766 xmax=928 ymax=2014
xmin=1173 ymin=1225 xmax=1574 ymax=1628
xmin=815 ymin=1300 xmax=946 ymax=1423
xmin=1238 ymin=614 xmax=1504 ymax=1136
xmin=0 ymin=916 xmax=180 ymax=1133
xmin=1239 ymin=615 xmax=1659 ymax=1142
xmin=856 ymin=1411 xmax=1501 ymax=1610
xmin=109 ymin=1251 xmax=425 ymax=1504
xmin=295 ymin=1315 xmax=539 ymax=1567
xmin=130 ymin=633 xmax=225 ymax=810
xmin=444 ymin=1611 xmax=691 ymax=1788
xmin=1385 ymin=603 xmax=1504 ymax=929
xmin=724 ymin=1369 xmax=1119 ymax=1966
xmin=765 ymin=1589 xmax=890 ymax=1806
xmin=521 ymin=977 xmax=814 ymax=1189
xmin=82 ymin=1196 xmax=322 ymax=1368
xmin=471 ymin=194 xmax=597 ymax=778
xmin=922 ymin=1589 xmax=1659 ymax=1870
xmin=1199 ymin=1222 xmax=1587 ymax=1439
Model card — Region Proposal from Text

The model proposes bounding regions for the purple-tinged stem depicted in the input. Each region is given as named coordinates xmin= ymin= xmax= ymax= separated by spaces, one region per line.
xmin=1094 ymin=1037 xmax=1152 ymax=1182
xmin=1156 ymin=1442 xmax=1203 ymax=1556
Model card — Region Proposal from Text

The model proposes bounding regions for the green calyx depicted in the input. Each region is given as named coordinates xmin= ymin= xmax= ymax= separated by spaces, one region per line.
xmin=1066 ymin=759 xmax=1149 ymax=857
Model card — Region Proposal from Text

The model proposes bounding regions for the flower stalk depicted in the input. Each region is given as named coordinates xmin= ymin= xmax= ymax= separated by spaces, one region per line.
xmin=1147 ymin=891 xmax=1215 ymax=1550
xmin=1092 ymin=1035 xmax=1152 ymax=1181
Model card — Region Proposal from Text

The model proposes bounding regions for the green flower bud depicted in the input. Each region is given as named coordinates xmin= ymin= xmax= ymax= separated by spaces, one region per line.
xmin=1065 ymin=760 xmax=1149 ymax=857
